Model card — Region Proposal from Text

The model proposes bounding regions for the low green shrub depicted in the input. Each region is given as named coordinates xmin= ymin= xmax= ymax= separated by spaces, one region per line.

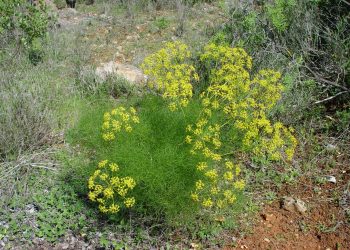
xmin=0 ymin=0 xmax=50 ymax=64
xmin=68 ymin=42 xmax=296 ymax=226
xmin=67 ymin=96 xmax=206 ymax=223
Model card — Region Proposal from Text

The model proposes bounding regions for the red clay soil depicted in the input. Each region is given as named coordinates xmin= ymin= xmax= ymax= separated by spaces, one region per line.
xmin=230 ymin=174 xmax=350 ymax=250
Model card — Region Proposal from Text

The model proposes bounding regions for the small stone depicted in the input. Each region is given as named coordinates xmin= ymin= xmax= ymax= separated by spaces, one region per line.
xmin=295 ymin=199 xmax=307 ymax=215
xmin=57 ymin=243 xmax=69 ymax=249
xmin=281 ymin=197 xmax=296 ymax=212
xmin=264 ymin=238 xmax=271 ymax=243
xmin=261 ymin=213 xmax=273 ymax=221
xmin=326 ymin=144 xmax=337 ymax=152
xmin=190 ymin=243 xmax=200 ymax=249
xmin=25 ymin=204 xmax=36 ymax=214
xmin=325 ymin=175 xmax=336 ymax=184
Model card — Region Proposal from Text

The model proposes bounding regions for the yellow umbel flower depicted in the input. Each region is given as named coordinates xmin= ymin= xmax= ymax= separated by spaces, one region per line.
xmin=202 ymin=198 xmax=213 ymax=208
xmin=124 ymin=197 xmax=135 ymax=208
xmin=234 ymin=180 xmax=245 ymax=190
xmin=102 ymin=106 xmax=140 ymax=141
xmin=141 ymin=41 xmax=198 ymax=112
xmin=195 ymin=180 xmax=205 ymax=190
xmin=88 ymin=160 xmax=137 ymax=214
xmin=109 ymin=203 xmax=120 ymax=213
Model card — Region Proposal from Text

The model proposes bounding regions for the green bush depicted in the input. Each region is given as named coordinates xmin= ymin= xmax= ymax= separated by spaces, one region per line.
xmin=0 ymin=0 xmax=50 ymax=64
xmin=67 ymin=96 xmax=206 ymax=223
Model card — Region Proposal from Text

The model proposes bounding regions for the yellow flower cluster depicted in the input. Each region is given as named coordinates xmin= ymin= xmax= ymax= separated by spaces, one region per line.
xmin=185 ymin=44 xmax=296 ymax=209
xmin=191 ymin=160 xmax=245 ymax=209
xmin=139 ymin=42 xmax=298 ymax=212
xmin=186 ymin=119 xmax=222 ymax=161
xmin=141 ymin=41 xmax=199 ymax=111
xmin=88 ymin=160 xmax=136 ymax=214
xmin=199 ymin=43 xmax=297 ymax=161
xmin=102 ymin=106 xmax=139 ymax=141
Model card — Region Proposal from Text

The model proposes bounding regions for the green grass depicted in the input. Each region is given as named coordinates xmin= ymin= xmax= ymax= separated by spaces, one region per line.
xmin=66 ymin=95 xmax=210 ymax=224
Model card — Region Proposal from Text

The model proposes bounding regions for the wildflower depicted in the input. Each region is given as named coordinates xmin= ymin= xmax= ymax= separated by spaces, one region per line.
xmin=130 ymin=107 xmax=137 ymax=114
xmin=180 ymin=99 xmax=189 ymax=107
xmin=191 ymin=193 xmax=199 ymax=202
xmin=211 ymin=153 xmax=222 ymax=161
xmin=124 ymin=197 xmax=135 ymax=208
xmin=132 ymin=116 xmax=140 ymax=123
xmin=223 ymin=171 xmax=234 ymax=181
xmin=118 ymin=188 xmax=127 ymax=197
xmin=234 ymin=180 xmax=245 ymax=190
xmin=168 ymin=102 xmax=177 ymax=112
xmin=109 ymin=163 xmax=119 ymax=172
xmin=185 ymin=135 xmax=192 ymax=144
xmin=186 ymin=125 xmax=192 ymax=132
xmin=196 ymin=162 xmax=207 ymax=171
xmin=88 ymin=177 xmax=95 ymax=189
xmin=123 ymin=177 xmax=136 ymax=189
xmin=227 ymin=195 xmax=236 ymax=204
xmin=99 ymin=205 xmax=109 ymax=213
xmin=98 ymin=160 xmax=108 ymax=168
xmin=88 ymin=161 xmax=137 ymax=214
xmin=202 ymin=98 xmax=210 ymax=107
xmin=194 ymin=140 xmax=203 ymax=150
xmin=225 ymin=161 xmax=234 ymax=170
xmin=102 ymin=121 xmax=110 ymax=130
xmin=195 ymin=180 xmax=205 ymax=190
xmin=109 ymin=203 xmax=120 ymax=213
xmin=103 ymin=187 xmax=114 ymax=198
xmin=103 ymin=112 xmax=111 ymax=121
xmin=210 ymin=187 xmax=219 ymax=195
xmin=99 ymin=173 xmax=108 ymax=181
xmin=102 ymin=132 xmax=115 ymax=141
xmin=125 ymin=125 xmax=133 ymax=132
xmin=202 ymin=198 xmax=213 ymax=208
xmin=205 ymin=170 xmax=218 ymax=181
xmin=235 ymin=165 xmax=241 ymax=176
xmin=212 ymin=100 xmax=219 ymax=109
xmin=88 ymin=191 xmax=97 ymax=201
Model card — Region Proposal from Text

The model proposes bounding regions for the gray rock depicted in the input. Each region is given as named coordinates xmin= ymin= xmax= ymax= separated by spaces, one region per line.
xmin=325 ymin=143 xmax=337 ymax=152
xmin=295 ymin=199 xmax=307 ymax=215
xmin=95 ymin=61 xmax=147 ymax=84
xmin=281 ymin=197 xmax=307 ymax=215
xmin=281 ymin=197 xmax=296 ymax=212
xmin=325 ymin=175 xmax=336 ymax=184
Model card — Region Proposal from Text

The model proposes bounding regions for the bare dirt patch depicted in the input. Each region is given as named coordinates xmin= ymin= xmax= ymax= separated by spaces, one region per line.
xmin=231 ymin=173 xmax=350 ymax=250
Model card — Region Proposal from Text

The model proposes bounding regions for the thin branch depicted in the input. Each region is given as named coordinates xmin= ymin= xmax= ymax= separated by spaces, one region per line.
xmin=340 ymin=0 xmax=350 ymax=6
xmin=314 ymin=91 xmax=349 ymax=104
xmin=303 ymin=65 xmax=350 ymax=92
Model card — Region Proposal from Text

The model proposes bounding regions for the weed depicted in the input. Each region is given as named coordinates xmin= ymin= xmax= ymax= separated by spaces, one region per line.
xmin=154 ymin=17 xmax=170 ymax=30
